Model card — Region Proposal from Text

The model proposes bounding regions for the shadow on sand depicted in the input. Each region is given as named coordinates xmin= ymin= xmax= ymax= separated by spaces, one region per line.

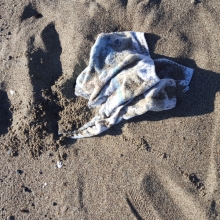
xmin=98 ymin=33 xmax=220 ymax=137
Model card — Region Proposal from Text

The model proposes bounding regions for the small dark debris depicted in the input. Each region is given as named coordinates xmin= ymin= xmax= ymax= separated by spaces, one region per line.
xmin=163 ymin=153 xmax=167 ymax=159
xmin=193 ymin=0 xmax=202 ymax=4
xmin=39 ymin=171 xmax=43 ymax=174
xmin=8 ymin=32 xmax=11 ymax=35
xmin=7 ymin=216 xmax=15 ymax=220
xmin=189 ymin=173 xmax=199 ymax=185
xmin=16 ymin=169 xmax=23 ymax=174
xmin=53 ymin=202 xmax=57 ymax=206
xmin=120 ymin=154 xmax=124 ymax=157
xmin=62 ymin=153 xmax=67 ymax=160
xmin=141 ymin=138 xmax=151 ymax=152
xmin=24 ymin=187 xmax=32 ymax=193
xmin=49 ymin=153 xmax=53 ymax=157
xmin=63 ymin=182 xmax=68 ymax=186
xmin=180 ymin=34 xmax=188 ymax=43
xmin=120 ymin=0 xmax=128 ymax=7
xmin=8 ymin=56 xmax=12 ymax=60
xmin=138 ymin=138 xmax=151 ymax=152
xmin=211 ymin=200 xmax=216 ymax=210
xmin=22 ymin=185 xmax=32 ymax=193
xmin=31 ymin=203 xmax=35 ymax=207
xmin=197 ymin=182 xmax=205 ymax=190
xmin=13 ymin=151 xmax=19 ymax=157
xmin=20 ymin=209 xmax=29 ymax=213
xmin=209 ymin=200 xmax=218 ymax=218
xmin=35 ymin=13 xmax=43 ymax=19
xmin=146 ymin=145 xmax=151 ymax=152
xmin=189 ymin=173 xmax=205 ymax=190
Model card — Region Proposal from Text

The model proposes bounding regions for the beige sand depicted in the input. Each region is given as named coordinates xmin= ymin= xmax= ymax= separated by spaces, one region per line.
xmin=1 ymin=0 xmax=220 ymax=219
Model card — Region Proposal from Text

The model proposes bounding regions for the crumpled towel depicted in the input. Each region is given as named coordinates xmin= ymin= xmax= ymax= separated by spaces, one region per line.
xmin=68 ymin=32 xmax=193 ymax=138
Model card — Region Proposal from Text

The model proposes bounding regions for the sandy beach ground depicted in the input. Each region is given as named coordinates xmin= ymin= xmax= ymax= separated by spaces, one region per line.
xmin=1 ymin=0 xmax=220 ymax=219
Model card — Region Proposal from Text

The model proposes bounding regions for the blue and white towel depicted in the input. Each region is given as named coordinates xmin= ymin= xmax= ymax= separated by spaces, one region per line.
xmin=68 ymin=32 xmax=193 ymax=138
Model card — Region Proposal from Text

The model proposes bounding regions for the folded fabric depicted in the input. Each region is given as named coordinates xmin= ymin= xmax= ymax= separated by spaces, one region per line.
xmin=67 ymin=32 xmax=193 ymax=138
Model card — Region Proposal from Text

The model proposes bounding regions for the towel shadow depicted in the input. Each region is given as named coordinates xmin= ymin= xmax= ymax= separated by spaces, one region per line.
xmin=132 ymin=63 xmax=220 ymax=123
xmin=133 ymin=33 xmax=220 ymax=122
xmin=0 ymin=90 xmax=12 ymax=136
xmin=99 ymin=33 xmax=220 ymax=137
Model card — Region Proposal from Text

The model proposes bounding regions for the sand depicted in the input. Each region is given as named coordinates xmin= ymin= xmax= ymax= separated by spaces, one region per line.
xmin=1 ymin=0 xmax=220 ymax=219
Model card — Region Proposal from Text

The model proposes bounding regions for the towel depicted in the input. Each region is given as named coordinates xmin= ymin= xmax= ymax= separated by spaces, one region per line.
xmin=67 ymin=32 xmax=193 ymax=138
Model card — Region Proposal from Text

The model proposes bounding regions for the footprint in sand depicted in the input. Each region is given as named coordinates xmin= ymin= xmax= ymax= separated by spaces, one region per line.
xmin=26 ymin=22 xmax=63 ymax=155
xmin=28 ymin=23 xmax=62 ymax=103
xmin=126 ymin=170 xmax=209 ymax=220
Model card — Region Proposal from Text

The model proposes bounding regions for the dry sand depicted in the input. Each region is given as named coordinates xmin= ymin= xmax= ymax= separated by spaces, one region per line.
xmin=1 ymin=0 xmax=220 ymax=219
